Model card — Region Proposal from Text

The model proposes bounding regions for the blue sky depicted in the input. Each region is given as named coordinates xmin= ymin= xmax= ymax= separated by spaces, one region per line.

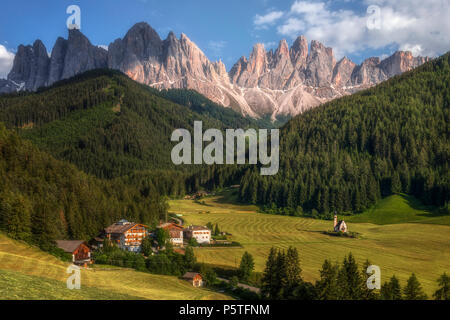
xmin=0 ymin=0 xmax=449 ymax=78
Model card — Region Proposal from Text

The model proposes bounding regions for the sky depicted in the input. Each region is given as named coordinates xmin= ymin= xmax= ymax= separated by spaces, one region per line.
xmin=0 ymin=0 xmax=449 ymax=78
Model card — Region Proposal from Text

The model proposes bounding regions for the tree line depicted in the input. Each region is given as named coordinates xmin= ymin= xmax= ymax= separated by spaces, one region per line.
xmin=260 ymin=247 xmax=449 ymax=300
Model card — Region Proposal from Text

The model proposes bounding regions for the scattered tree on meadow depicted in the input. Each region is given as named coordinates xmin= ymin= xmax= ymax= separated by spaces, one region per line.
xmin=184 ymin=246 xmax=196 ymax=269
xmin=380 ymin=275 xmax=402 ymax=300
xmin=261 ymin=247 xmax=279 ymax=299
xmin=284 ymin=247 xmax=303 ymax=296
xmin=403 ymin=273 xmax=428 ymax=300
xmin=315 ymin=259 xmax=340 ymax=300
xmin=337 ymin=253 xmax=364 ymax=300
xmin=238 ymin=251 xmax=255 ymax=282
xmin=214 ymin=223 xmax=221 ymax=236
xmin=433 ymin=273 xmax=450 ymax=300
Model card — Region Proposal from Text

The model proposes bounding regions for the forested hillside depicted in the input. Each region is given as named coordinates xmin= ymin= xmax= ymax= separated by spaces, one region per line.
xmin=0 ymin=123 xmax=167 ymax=248
xmin=0 ymin=69 xmax=258 ymax=179
xmin=236 ymin=52 xmax=449 ymax=217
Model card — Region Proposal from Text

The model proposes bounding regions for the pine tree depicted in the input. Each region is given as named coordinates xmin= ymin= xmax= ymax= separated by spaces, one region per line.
xmin=403 ymin=273 xmax=428 ymax=300
xmin=380 ymin=275 xmax=402 ymax=300
xmin=274 ymin=250 xmax=287 ymax=299
xmin=214 ymin=223 xmax=220 ymax=236
xmin=184 ymin=246 xmax=197 ymax=269
xmin=285 ymin=247 xmax=303 ymax=296
xmin=238 ymin=251 xmax=255 ymax=282
xmin=315 ymin=259 xmax=340 ymax=300
xmin=433 ymin=273 xmax=450 ymax=300
xmin=261 ymin=247 xmax=278 ymax=299
xmin=338 ymin=253 xmax=364 ymax=300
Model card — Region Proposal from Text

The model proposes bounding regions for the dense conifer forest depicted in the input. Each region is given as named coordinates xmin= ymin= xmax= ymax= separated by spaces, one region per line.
xmin=236 ymin=52 xmax=449 ymax=216
xmin=0 ymin=123 xmax=167 ymax=248
xmin=0 ymin=69 xmax=259 ymax=179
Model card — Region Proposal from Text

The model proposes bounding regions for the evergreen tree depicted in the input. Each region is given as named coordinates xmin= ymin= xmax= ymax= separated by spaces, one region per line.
xmin=214 ymin=223 xmax=221 ymax=236
xmin=315 ymin=259 xmax=340 ymax=300
xmin=285 ymin=247 xmax=303 ymax=296
xmin=380 ymin=275 xmax=402 ymax=300
xmin=238 ymin=251 xmax=255 ymax=282
xmin=140 ymin=236 xmax=153 ymax=257
xmin=403 ymin=273 xmax=428 ymax=300
xmin=338 ymin=253 xmax=364 ymax=300
xmin=156 ymin=228 xmax=169 ymax=249
xmin=274 ymin=250 xmax=287 ymax=299
xmin=184 ymin=246 xmax=197 ymax=269
xmin=433 ymin=273 xmax=450 ymax=300
xmin=261 ymin=247 xmax=278 ymax=299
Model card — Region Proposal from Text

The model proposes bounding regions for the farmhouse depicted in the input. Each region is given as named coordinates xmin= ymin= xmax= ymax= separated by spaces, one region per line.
xmin=56 ymin=240 xmax=91 ymax=266
xmin=103 ymin=219 xmax=149 ymax=252
xmin=158 ymin=222 xmax=184 ymax=247
xmin=334 ymin=214 xmax=348 ymax=233
xmin=184 ymin=225 xmax=211 ymax=244
xmin=182 ymin=272 xmax=203 ymax=287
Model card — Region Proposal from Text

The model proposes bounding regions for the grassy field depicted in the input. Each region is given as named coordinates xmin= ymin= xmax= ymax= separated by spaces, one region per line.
xmin=169 ymin=190 xmax=450 ymax=296
xmin=346 ymin=194 xmax=450 ymax=225
xmin=0 ymin=233 xmax=230 ymax=300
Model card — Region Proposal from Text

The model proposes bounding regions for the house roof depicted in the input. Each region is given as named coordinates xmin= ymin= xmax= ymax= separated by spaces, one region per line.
xmin=183 ymin=272 xmax=201 ymax=280
xmin=56 ymin=240 xmax=86 ymax=253
xmin=185 ymin=225 xmax=210 ymax=232
xmin=335 ymin=221 xmax=347 ymax=230
xmin=105 ymin=223 xmax=136 ymax=234
xmin=159 ymin=222 xmax=183 ymax=230
xmin=104 ymin=222 xmax=147 ymax=234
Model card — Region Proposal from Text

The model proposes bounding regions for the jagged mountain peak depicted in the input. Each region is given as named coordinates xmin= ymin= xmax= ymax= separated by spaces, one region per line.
xmin=1 ymin=22 xmax=430 ymax=120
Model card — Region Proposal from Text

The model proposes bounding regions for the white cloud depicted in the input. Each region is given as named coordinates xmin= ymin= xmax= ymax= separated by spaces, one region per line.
xmin=0 ymin=45 xmax=14 ymax=79
xmin=97 ymin=45 xmax=108 ymax=51
xmin=256 ymin=0 xmax=450 ymax=59
xmin=254 ymin=11 xmax=284 ymax=29
xmin=208 ymin=40 xmax=227 ymax=59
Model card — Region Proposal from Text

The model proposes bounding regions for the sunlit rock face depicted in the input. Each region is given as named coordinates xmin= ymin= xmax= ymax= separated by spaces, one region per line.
xmin=2 ymin=22 xmax=430 ymax=120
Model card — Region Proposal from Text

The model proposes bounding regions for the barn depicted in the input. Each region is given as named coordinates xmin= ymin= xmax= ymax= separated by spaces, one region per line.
xmin=182 ymin=272 xmax=203 ymax=287
xmin=56 ymin=240 xmax=91 ymax=266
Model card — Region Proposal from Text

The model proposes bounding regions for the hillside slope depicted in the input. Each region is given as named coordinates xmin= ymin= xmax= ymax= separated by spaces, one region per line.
xmin=0 ymin=69 xmax=259 ymax=179
xmin=237 ymin=52 xmax=449 ymax=214
xmin=0 ymin=233 xmax=229 ymax=300
xmin=0 ymin=122 xmax=166 ymax=246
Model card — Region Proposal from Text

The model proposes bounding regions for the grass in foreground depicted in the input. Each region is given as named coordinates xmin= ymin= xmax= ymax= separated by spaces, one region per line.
xmin=169 ymin=190 xmax=450 ymax=296
xmin=0 ymin=233 xmax=230 ymax=300
xmin=0 ymin=269 xmax=143 ymax=300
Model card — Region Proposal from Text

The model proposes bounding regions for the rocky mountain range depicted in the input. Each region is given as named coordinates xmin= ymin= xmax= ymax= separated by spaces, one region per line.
xmin=0 ymin=22 xmax=429 ymax=119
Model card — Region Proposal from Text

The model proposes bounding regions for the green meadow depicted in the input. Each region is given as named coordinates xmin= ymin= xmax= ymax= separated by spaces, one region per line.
xmin=169 ymin=190 xmax=450 ymax=296
xmin=0 ymin=233 xmax=230 ymax=300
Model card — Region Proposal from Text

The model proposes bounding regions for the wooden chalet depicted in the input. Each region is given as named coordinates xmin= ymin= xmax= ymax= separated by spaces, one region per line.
xmin=102 ymin=219 xmax=149 ymax=252
xmin=56 ymin=240 xmax=91 ymax=266
xmin=182 ymin=272 xmax=203 ymax=287
xmin=158 ymin=222 xmax=184 ymax=247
